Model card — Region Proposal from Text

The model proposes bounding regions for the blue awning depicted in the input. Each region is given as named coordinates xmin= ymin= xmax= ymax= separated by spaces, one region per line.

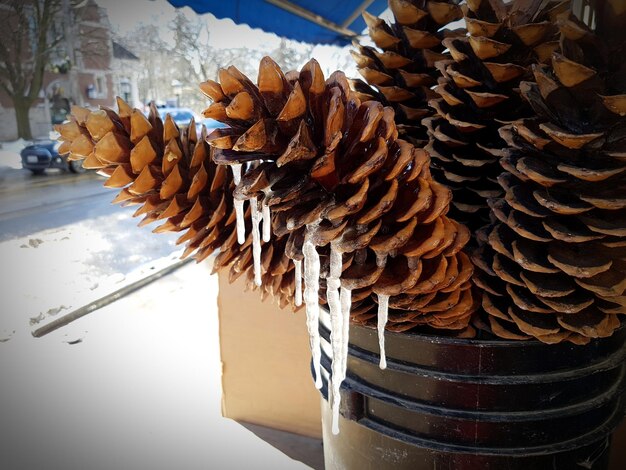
xmin=166 ymin=0 xmax=388 ymax=45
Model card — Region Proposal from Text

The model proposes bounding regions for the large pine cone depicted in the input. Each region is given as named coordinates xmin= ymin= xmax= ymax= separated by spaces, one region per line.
xmin=55 ymin=99 xmax=298 ymax=309
xmin=426 ymin=0 xmax=566 ymax=232
xmin=473 ymin=11 xmax=626 ymax=344
xmin=352 ymin=0 xmax=464 ymax=144
xmin=203 ymin=57 xmax=477 ymax=333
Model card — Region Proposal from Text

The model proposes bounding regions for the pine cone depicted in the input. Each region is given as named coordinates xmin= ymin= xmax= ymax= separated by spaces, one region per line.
xmin=55 ymin=98 xmax=299 ymax=308
xmin=203 ymin=57 xmax=477 ymax=334
xmin=425 ymin=0 xmax=566 ymax=233
xmin=352 ymin=0 xmax=464 ymax=144
xmin=473 ymin=10 xmax=626 ymax=344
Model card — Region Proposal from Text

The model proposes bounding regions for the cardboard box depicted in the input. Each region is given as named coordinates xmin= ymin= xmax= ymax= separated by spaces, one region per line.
xmin=218 ymin=272 xmax=322 ymax=438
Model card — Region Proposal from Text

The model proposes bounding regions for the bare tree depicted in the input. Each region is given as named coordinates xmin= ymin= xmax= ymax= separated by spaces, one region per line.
xmin=0 ymin=0 xmax=64 ymax=139
xmin=269 ymin=38 xmax=313 ymax=73
xmin=120 ymin=24 xmax=172 ymax=105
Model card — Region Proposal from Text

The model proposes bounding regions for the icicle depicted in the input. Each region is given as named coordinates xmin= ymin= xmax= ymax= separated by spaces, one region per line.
xmin=377 ymin=294 xmax=389 ymax=370
xmin=339 ymin=287 xmax=351 ymax=381
xmin=303 ymin=235 xmax=322 ymax=389
xmin=231 ymin=164 xmax=246 ymax=244
xmin=294 ymin=259 xmax=303 ymax=307
xmin=327 ymin=242 xmax=343 ymax=435
xmin=250 ymin=196 xmax=262 ymax=286
xmin=330 ymin=286 xmax=352 ymax=435
xmin=234 ymin=200 xmax=246 ymax=244
xmin=231 ymin=163 xmax=242 ymax=185
xmin=262 ymin=200 xmax=271 ymax=242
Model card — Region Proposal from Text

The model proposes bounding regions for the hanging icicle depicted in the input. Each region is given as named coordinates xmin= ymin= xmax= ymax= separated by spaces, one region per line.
xmin=231 ymin=164 xmax=246 ymax=244
xmin=234 ymin=200 xmax=246 ymax=244
xmin=339 ymin=287 xmax=351 ymax=382
xmin=377 ymin=294 xmax=389 ymax=370
xmin=262 ymin=200 xmax=271 ymax=242
xmin=327 ymin=242 xmax=344 ymax=434
xmin=294 ymin=258 xmax=303 ymax=307
xmin=250 ymin=196 xmax=262 ymax=286
xmin=303 ymin=233 xmax=322 ymax=389
xmin=231 ymin=163 xmax=242 ymax=185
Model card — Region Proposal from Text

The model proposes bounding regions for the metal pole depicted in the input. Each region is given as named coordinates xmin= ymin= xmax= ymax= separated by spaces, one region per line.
xmin=265 ymin=0 xmax=357 ymax=38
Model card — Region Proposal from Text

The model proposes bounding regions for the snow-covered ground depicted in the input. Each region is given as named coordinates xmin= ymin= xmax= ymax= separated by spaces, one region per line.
xmin=0 ymin=205 xmax=182 ymax=343
xmin=0 ymin=261 xmax=311 ymax=469
xmin=0 ymin=139 xmax=27 ymax=170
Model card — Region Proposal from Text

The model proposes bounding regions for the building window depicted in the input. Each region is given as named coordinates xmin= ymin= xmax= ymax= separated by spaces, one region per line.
xmin=86 ymin=73 xmax=108 ymax=100
xmin=119 ymin=80 xmax=132 ymax=103
xmin=95 ymin=76 xmax=105 ymax=96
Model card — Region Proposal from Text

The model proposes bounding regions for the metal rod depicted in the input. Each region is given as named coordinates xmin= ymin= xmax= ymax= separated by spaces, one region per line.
xmin=265 ymin=0 xmax=357 ymax=37
xmin=32 ymin=256 xmax=193 ymax=338
xmin=341 ymin=0 xmax=375 ymax=28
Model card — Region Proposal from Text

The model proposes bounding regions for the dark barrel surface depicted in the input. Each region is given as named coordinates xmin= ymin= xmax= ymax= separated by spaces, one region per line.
xmin=318 ymin=309 xmax=626 ymax=470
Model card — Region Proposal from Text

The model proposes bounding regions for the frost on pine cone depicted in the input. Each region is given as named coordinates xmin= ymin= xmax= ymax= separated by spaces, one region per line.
xmin=426 ymin=0 xmax=567 ymax=232
xmin=473 ymin=10 xmax=626 ymax=344
xmin=202 ymin=57 xmax=477 ymax=334
xmin=55 ymin=99 xmax=298 ymax=308
xmin=352 ymin=0 xmax=464 ymax=144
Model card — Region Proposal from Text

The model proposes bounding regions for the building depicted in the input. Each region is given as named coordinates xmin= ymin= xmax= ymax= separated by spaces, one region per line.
xmin=111 ymin=41 xmax=142 ymax=110
xmin=0 ymin=0 xmax=139 ymax=141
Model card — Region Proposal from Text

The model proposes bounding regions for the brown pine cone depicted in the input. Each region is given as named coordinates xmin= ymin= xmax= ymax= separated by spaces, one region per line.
xmin=55 ymin=98 xmax=299 ymax=308
xmin=203 ymin=56 xmax=477 ymax=334
xmin=352 ymin=0 xmax=464 ymax=144
xmin=426 ymin=0 xmax=566 ymax=233
xmin=473 ymin=10 xmax=626 ymax=344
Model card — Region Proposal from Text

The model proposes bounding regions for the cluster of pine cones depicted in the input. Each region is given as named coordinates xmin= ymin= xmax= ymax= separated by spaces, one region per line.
xmin=57 ymin=0 xmax=625 ymax=344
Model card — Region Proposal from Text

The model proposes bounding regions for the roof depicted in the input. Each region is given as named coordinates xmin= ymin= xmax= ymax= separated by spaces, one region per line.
xmin=165 ymin=0 xmax=388 ymax=45
xmin=112 ymin=41 xmax=140 ymax=61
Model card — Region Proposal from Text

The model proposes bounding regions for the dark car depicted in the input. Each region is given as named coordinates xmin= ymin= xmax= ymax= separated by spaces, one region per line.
xmin=20 ymin=140 xmax=85 ymax=175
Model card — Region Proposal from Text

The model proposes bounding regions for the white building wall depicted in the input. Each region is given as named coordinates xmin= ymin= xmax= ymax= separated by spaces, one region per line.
xmin=0 ymin=104 xmax=53 ymax=141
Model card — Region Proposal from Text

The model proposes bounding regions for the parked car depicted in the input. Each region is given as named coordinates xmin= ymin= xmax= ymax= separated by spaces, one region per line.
xmin=157 ymin=107 xmax=198 ymax=128
xmin=20 ymin=140 xmax=85 ymax=175
xmin=200 ymin=118 xmax=226 ymax=133
xmin=155 ymin=107 xmax=225 ymax=135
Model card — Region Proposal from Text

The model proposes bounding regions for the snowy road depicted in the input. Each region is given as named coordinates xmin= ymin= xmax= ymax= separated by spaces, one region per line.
xmin=0 ymin=166 xmax=182 ymax=341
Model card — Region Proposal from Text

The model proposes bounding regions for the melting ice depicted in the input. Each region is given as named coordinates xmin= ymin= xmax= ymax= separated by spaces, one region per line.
xmin=250 ymin=197 xmax=262 ymax=286
xmin=377 ymin=294 xmax=389 ymax=370
xmin=303 ymin=237 xmax=322 ymax=389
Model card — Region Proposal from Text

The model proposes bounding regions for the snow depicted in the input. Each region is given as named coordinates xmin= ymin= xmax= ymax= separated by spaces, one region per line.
xmin=376 ymin=252 xmax=387 ymax=267
xmin=294 ymin=258 xmax=302 ymax=307
xmin=250 ymin=196 xmax=262 ymax=286
xmin=377 ymin=294 xmax=389 ymax=370
xmin=303 ymin=235 xmax=322 ymax=389
xmin=0 ymin=139 xmax=27 ymax=170
xmin=262 ymin=200 xmax=271 ymax=242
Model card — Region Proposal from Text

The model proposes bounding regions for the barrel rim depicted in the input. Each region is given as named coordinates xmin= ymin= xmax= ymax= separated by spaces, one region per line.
xmin=319 ymin=355 xmax=626 ymax=422
xmin=319 ymin=308 xmax=626 ymax=349
xmin=319 ymin=322 xmax=626 ymax=383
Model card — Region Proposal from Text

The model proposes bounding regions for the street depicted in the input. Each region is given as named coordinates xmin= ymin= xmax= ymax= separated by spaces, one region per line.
xmin=0 ymin=165 xmax=182 ymax=341
xmin=0 ymin=170 xmax=113 ymax=240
